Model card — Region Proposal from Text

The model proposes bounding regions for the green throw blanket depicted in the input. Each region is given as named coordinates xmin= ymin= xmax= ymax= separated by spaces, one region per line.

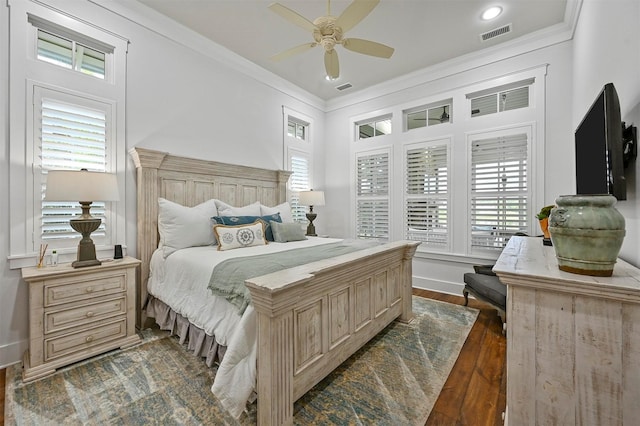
xmin=208 ymin=240 xmax=379 ymax=314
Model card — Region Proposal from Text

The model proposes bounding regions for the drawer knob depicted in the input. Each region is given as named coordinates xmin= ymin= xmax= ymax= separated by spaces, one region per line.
xmin=86 ymin=287 xmax=94 ymax=293
xmin=86 ymin=311 xmax=95 ymax=318
xmin=85 ymin=335 xmax=94 ymax=343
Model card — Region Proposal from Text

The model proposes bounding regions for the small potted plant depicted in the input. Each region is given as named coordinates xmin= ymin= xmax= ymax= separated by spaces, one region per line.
xmin=536 ymin=205 xmax=555 ymax=240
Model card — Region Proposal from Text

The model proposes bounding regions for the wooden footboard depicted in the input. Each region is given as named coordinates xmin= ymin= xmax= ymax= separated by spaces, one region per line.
xmin=247 ymin=240 xmax=419 ymax=425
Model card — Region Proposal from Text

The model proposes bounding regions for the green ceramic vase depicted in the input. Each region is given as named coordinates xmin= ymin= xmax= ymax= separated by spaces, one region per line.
xmin=548 ymin=194 xmax=625 ymax=277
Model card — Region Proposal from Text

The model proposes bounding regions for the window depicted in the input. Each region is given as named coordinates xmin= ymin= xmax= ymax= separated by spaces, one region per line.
xmin=283 ymin=107 xmax=314 ymax=221
xmin=357 ymin=115 xmax=392 ymax=139
xmin=287 ymin=118 xmax=308 ymax=141
xmin=288 ymin=151 xmax=311 ymax=222
xmin=469 ymin=131 xmax=530 ymax=252
xmin=356 ymin=150 xmax=390 ymax=241
xmin=405 ymin=141 xmax=449 ymax=249
xmin=37 ymin=89 xmax=113 ymax=246
xmin=8 ymin=1 xmax=128 ymax=269
xmin=405 ymin=101 xmax=452 ymax=130
xmin=469 ymin=80 xmax=532 ymax=117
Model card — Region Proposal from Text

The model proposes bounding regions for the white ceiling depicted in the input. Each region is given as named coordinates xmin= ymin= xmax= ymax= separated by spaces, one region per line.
xmin=135 ymin=0 xmax=570 ymax=100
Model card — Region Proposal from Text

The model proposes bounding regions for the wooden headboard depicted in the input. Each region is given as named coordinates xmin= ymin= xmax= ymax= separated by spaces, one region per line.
xmin=129 ymin=147 xmax=291 ymax=328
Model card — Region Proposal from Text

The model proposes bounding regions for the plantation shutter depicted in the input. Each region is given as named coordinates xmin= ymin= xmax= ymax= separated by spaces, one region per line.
xmin=405 ymin=143 xmax=448 ymax=248
xmin=39 ymin=95 xmax=109 ymax=242
xmin=356 ymin=151 xmax=389 ymax=241
xmin=289 ymin=153 xmax=310 ymax=222
xmin=470 ymin=133 xmax=528 ymax=251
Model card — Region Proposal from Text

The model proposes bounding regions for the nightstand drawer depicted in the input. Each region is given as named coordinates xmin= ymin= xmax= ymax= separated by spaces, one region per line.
xmin=44 ymin=297 xmax=127 ymax=334
xmin=44 ymin=319 xmax=127 ymax=362
xmin=44 ymin=273 xmax=126 ymax=307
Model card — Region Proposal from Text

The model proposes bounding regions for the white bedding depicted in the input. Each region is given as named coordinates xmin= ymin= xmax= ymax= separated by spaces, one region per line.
xmin=147 ymin=237 xmax=343 ymax=418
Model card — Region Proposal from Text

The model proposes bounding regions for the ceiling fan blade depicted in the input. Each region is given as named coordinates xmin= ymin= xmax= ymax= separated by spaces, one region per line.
xmin=335 ymin=0 xmax=380 ymax=33
xmin=324 ymin=49 xmax=340 ymax=79
xmin=270 ymin=43 xmax=316 ymax=61
xmin=342 ymin=38 xmax=394 ymax=58
xmin=268 ymin=3 xmax=316 ymax=32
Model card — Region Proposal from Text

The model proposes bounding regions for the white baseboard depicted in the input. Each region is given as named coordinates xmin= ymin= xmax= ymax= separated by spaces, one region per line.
xmin=413 ymin=276 xmax=465 ymax=296
xmin=1 ymin=339 xmax=27 ymax=370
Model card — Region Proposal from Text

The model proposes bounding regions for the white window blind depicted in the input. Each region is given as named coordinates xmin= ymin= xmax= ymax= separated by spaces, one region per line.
xmin=405 ymin=143 xmax=448 ymax=248
xmin=289 ymin=153 xmax=310 ymax=222
xmin=470 ymin=86 xmax=530 ymax=117
xmin=356 ymin=151 xmax=389 ymax=241
xmin=38 ymin=93 xmax=110 ymax=243
xmin=470 ymin=133 xmax=529 ymax=251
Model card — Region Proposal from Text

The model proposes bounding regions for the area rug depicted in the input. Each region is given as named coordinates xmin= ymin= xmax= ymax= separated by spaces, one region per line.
xmin=5 ymin=297 xmax=478 ymax=425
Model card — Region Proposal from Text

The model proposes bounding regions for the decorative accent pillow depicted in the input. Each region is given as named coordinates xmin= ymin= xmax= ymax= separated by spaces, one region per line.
xmin=158 ymin=198 xmax=218 ymax=258
xmin=212 ymin=213 xmax=282 ymax=241
xmin=260 ymin=201 xmax=294 ymax=223
xmin=215 ymin=200 xmax=261 ymax=216
xmin=213 ymin=221 xmax=267 ymax=251
xmin=270 ymin=221 xmax=307 ymax=243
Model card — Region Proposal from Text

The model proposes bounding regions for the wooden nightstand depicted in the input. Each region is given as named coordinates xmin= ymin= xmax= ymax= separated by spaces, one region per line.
xmin=21 ymin=256 xmax=141 ymax=382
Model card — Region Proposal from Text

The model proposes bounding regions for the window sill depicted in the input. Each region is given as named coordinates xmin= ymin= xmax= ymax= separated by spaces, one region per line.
xmin=413 ymin=247 xmax=500 ymax=265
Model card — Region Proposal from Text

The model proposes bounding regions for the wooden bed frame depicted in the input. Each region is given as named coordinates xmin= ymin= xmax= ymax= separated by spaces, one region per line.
xmin=130 ymin=147 xmax=420 ymax=425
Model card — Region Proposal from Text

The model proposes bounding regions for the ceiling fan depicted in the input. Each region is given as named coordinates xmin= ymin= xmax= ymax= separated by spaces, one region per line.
xmin=413 ymin=106 xmax=450 ymax=123
xmin=269 ymin=0 xmax=394 ymax=79
xmin=430 ymin=105 xmax=450 ymax=123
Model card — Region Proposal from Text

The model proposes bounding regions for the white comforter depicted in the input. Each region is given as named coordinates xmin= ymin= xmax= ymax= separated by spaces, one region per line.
xmin=147 ymin=237 xmax=342 ymax=418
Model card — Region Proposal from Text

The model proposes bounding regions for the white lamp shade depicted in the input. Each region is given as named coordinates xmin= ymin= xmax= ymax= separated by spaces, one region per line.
xmin=298 ymin=190 xmax=325 ymax=207
xmin=45 ymin=170 xmax=120 ymax=202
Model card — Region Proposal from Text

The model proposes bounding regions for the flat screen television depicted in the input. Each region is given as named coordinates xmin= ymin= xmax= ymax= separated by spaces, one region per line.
xmin=575 ymin=82 xmax=626 ymax=200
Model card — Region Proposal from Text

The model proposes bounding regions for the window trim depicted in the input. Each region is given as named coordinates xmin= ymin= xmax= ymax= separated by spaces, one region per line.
xmin=353 ymin=147 xmax=392 ymax=241
xmin=30 ymin=84 xmax=118 ymax=252
xmin=403 ymin=137 xmax=452 ymax=251
xmin=282 ymin=106 xmax=314 ymax=217
xmin=465 ymin=123 xmax=536 ymax=256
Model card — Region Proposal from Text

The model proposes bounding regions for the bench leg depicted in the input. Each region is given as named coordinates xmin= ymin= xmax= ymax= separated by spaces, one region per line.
xmin=463 ymin=288 xmax=470 ymax=306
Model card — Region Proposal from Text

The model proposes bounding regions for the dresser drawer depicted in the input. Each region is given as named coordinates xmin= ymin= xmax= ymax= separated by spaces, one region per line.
xmin=44 ymin=319 xmax=127 ymax=362
xmin=44 ymin=273 xmax=126 ymax=307
xmin=44 ymin=297 xmax=127 ymax=334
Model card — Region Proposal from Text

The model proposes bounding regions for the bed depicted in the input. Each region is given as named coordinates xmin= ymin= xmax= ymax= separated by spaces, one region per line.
xmin=130 ymin=147 xmax=420 ymax=424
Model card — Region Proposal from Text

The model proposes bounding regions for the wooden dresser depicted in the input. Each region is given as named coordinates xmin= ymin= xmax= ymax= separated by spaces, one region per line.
xmin=21 ymin=256 xmax=141 ymax=382
xmin=494 ymin=236 xmax=640 ymax=425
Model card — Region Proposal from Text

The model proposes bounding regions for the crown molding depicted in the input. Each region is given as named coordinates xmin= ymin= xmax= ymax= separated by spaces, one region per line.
xmin=89 ymin=0 xmax=582 ymax=114
xmin=325 ymin=9 xmax=581 ymax=112
xmin=89 ymin=0 xmax=326 ymax=111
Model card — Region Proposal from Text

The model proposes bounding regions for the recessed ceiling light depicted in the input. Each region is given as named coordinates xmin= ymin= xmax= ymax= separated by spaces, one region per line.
xmin=482 ymin=6 xmax=502 ymax=21
xmin=325 ymin=75 xmax=338 ymax=81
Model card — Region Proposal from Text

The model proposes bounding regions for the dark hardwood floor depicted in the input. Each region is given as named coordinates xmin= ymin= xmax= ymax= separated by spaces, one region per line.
xmin=417 ymin=288 xmax=507 ymax=426
xmin=0 ymin=290 xmax=506 ymax=426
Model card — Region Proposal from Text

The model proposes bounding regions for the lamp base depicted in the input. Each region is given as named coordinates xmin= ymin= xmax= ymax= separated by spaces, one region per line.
xmin=72 ymin=258 xmax=102 ymax=268
xmin=305 ymin=212 xmax=318 ymax=236
xmin=70 ymin=217 xmax=102 ymax=269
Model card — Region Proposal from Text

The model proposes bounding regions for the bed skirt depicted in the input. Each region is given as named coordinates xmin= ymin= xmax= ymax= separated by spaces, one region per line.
xmin=145 ymin=295 xmax=227 ymax=368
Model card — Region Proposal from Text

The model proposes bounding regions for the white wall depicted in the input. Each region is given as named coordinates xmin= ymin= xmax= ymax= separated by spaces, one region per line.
xmin=0 ymin=0 xmax=325 ymax=368
xmin=572 ymin=0 xmax=640 ymax=266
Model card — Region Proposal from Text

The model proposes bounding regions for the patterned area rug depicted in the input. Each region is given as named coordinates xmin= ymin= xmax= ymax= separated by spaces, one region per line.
xmin=5 ymin=297 xmax=478 ymax=425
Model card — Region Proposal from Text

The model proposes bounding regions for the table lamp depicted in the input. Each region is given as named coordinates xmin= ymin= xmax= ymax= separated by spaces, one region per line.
xmin=298 ymin=190 xmax=325 ymax=236
xmin=45 ymin=169 xmax=119 ymax=268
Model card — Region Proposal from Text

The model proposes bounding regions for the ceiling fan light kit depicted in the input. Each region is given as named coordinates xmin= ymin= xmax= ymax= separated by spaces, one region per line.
xmin=269 ymin=0 xmax=394 ymax=80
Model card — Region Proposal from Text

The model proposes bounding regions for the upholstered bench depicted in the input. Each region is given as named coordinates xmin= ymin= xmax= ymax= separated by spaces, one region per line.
xmin=463 ymin=265 xmax=506 ymax=324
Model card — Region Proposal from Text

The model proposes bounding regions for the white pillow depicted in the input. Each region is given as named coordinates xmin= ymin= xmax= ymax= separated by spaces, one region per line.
xmin=158 ymin=198 xmax=218 ymax=258
xmin=260 ymin=201 xmax=294 ymax=223
xmin=213 ymin=221 xmax=268 ymax=251
xmin=215 ymin=200 xmax=262 ymax=216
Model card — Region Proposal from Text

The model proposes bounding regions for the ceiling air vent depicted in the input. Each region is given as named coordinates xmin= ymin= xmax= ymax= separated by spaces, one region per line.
xmin=480 ymin=23 xmax=512 ymax=42
xmin=336 ymin=82 xmax=353 ymax=91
